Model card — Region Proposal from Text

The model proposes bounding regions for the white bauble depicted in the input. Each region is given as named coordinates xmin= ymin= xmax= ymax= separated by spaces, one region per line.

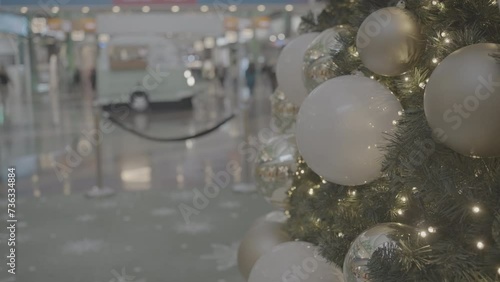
xmin=296 ymin=75 xmax=402 ymax=186
xmin=249 ymin=241 xmax=344 ymax=282
xmin=424 ymin=43 xmax=500 ymax=157
xmin=277 ymin=33 xmax=320 ymax=106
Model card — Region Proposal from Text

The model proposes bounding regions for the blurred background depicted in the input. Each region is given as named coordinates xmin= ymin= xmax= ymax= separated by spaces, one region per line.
xmin=0 ymin=1 xmax=321 ymax=281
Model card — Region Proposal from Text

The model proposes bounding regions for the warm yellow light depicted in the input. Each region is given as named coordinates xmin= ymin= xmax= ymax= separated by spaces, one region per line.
xmin=477 ymin=241 xmax=485 ymax=250
xmin=397 ymin=209 xmax=404 ymax=215
xmin=419 ymin=231 xmax=427 ymax=238
xmin=472 ymin=206 xmax=480 ymax=213
xmin=428 ymin=226 xmax=436 ymax=233
xmin=400 ymin=196 xmax=407 ymax=203
xmin=308 ymin=188 xmax=314 ymax=195
xmin=432 ymin=58 xmax=439 ymax=64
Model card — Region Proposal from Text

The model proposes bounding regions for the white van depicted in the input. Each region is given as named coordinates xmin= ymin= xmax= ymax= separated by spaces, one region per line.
xmin=96 ymin=35 xmax=197 ymax=111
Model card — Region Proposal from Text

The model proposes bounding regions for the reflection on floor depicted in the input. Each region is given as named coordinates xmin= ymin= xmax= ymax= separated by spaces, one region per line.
xmin=0 ymin=77 xmax=275 ymax=281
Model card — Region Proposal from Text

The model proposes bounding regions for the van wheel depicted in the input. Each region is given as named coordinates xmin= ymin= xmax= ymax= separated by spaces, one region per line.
xmin=129 ymin=91 xmax=149 ymax=112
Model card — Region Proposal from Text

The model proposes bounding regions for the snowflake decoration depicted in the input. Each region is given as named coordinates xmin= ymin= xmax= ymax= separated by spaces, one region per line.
xmin=200 ymin=242 xmax=240 ymax=271
xmin=76 ymin=214 xmax=96 ymax=222
xmin=218 ymin=201 xmax=241 ymax=209
xmin=151 ymin=207 xmax=176 ymax=217
xmin=174 ymin=222 xmax=213 ymax=235
xmin=62 ymin=239 xmax=105 ymax=255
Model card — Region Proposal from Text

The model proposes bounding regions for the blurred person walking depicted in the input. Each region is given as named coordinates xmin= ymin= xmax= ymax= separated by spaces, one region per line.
xmin=0 ymin=65 xmax=10 ymax=110
xmin=245 ymin=63 xmax=256 ymax=96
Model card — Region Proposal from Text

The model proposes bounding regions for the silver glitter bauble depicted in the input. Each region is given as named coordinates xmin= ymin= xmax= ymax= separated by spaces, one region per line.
xmin=270 ymin=89 xmax=299 ymax=134
xmin=254 ymin=134 xmax=298 ymax=209
xmin=343 ymin=223 xmax=417 ymax=282
xmin=302 ymin=25 xmax=352 ymax=92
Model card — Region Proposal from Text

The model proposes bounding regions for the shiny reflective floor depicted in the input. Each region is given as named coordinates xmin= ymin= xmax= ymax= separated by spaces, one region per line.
xmin=0 ymin=76 xmax=274 ymax=281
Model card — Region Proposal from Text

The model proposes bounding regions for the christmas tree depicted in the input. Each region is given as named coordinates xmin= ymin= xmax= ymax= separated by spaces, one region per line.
xmin=281 ymin=0 xmax=500 ymax=281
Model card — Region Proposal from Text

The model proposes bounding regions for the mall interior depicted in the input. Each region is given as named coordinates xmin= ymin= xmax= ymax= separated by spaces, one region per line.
xmin=0 ymin=1 xmax=313 ymax=281
xmin=1 ymin=0 xmax=500 ymax=282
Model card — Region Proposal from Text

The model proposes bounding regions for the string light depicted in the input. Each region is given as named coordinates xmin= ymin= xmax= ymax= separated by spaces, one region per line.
xmin=308 ymin=188 xmax=314 ymax=195
xmin=397 ymin=209 xmax=404 ymax=215
xmin=428 ymin=226 xmax=436 ymax=233
xmin=472 ymin=206 xmax=480 ymax=213
xmin=440 ymin=31 xmax=447 ymax=37
xmin=476 ymin=241 xmax=485 ymax=250
xmin=444 ymin=38 xmax=451 ymax=44
xmin=404 ymin=77 xmax=410 ymax=82
xmin=419 ymin=231 xmax=427 ymax=238
xmin=497 ymin=267 xmax=500 ymax=275
xmin=431 ymin=0 xmax=438 ymax=5
xmin=432 ymin=58 xmax=439 ymax=64
xmin=400 ymin=196 xmax=407 ymax=203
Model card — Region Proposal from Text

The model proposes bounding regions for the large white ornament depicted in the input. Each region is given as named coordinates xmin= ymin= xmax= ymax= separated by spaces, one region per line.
xmin=249 ymin=241 xmax=344 ymax=282
xmin=424 ymin=43 xmax=500 ymax=157
xmin=296 ymin=75 xmax=402 ymax=186
xmin=277 ymin=33 xmax=320 ymax=106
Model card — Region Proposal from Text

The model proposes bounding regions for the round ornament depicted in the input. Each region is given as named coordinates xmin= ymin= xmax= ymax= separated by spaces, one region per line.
xmin=255 ymin=134 xmax=298 ymax=209
xmin=277 ymin=33 xmax=320 ymax=106
xmin=343 ymin=223 xmax=417 ymax=282
xmin=270 ymin=89 xmax=300 ymax=133
xmin=356 ymin=7 xmax=424 ymax=76
xmin=249 ymin=241 xmax=344 ymax=282
xmin=303 ymin=25 xmax=352 ymax=92
xmin=424 ymin=43 xmax=500 ymax=157
xmin=237 ymin=211 xmax=291 ymax=279
xmin=295 ymin=75 xmax=402 ymax=186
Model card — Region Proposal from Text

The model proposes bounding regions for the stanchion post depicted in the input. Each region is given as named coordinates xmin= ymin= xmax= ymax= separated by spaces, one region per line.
xmin=86 ymin=106 xmax=115 ymax=198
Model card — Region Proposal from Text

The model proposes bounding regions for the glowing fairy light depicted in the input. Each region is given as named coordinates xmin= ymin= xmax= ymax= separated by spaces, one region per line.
xmin=472 ymin=206 xmax=480 ymax=213
xmin=476 ymin=241 xmax=485 ymax=250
